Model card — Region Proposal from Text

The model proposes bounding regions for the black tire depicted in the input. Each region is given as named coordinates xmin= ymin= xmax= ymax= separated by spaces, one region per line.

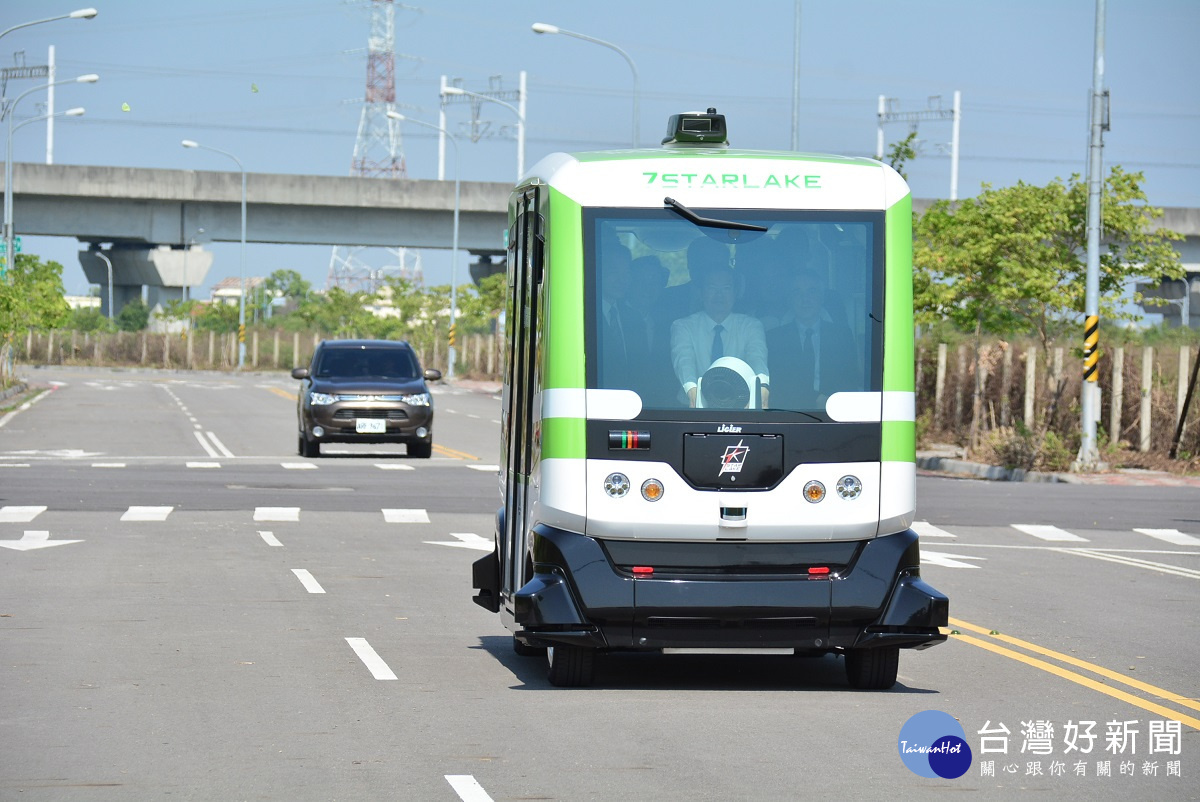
xmin=546 ymin=644 xmax=595 ymax=687
xmin=844 ymin=646 xmax=900 ymax=690
xmin=409 ymin=441 xmax=433 ymax=459
xmin=299 ymin=434 xmax=320 ymax=458
xmin=513 ymin=635 xmax=545 ymax=657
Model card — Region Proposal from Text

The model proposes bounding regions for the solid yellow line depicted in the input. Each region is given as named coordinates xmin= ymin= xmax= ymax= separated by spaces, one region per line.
xmin=433 ymin=443 xmax=479 ymax=461
xmin=949 ymin=617 xmax=1200 ymax=713
xmin=267 ymin=387 xmax=296 ymax=401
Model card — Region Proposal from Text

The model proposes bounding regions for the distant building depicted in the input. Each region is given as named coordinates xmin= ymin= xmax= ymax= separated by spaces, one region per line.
xmin=210 ymin=276 xmax=267 ymax=305
xmin=64 ymin=295 xmax=101 ymax=310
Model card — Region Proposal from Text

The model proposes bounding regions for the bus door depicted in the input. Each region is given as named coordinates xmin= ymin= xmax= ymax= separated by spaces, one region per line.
xmin=501 ymin=187 xmax=543 ymax=601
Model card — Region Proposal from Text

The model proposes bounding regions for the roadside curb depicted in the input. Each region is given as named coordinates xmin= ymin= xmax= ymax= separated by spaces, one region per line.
xmin=0 ymin=381 xmax=29 ymax=404
xmin=916 ymin=455 xmax=1064 ymax=483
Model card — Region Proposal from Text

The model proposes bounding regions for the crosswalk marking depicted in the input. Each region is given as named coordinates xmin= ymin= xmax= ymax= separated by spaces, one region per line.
xmin=425 ymin=532 xmax=493 ymax=552
xmin=912 ymin=521 xmax=957 ymax=538
xmin=383 ymin=508 xmax=430 ymax=523
xmin=375 ymin=463 xmax=415 ymax=471
xmin=0 ymin=505 xmax=47 ymax=523
xmin=121 ymin=506 xmax=173 ymax=522
xmin=291 ymin=568 xmax=326 ymax=594
xmin=467 ymin=464 xmax=501 ymax=472
xmin=921 ymin=551 xmax=986 ymax=569
xmin=258 ymin=531 xmax=283 ymax=547
xmin=445 ymin=775 xmax=494 ymax=802
xmin=1133 ymin=528 xmax=1200 ymax=547
xmin=186 ymin=462 xmax=221 ymax=469
xmin=345 ymin=637 xmax=398 ymax=681
xmin=255 ymin=507 xmax=300 ymax=522
xmin=1012 ymin=524 xmax=1089 ymax=542
xmin=92 ymin=463 xmax=126 ymax=468
xmin=281 ymin=462 xmax=318 ymax=470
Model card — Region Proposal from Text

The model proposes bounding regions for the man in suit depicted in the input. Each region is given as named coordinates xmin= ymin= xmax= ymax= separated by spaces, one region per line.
xmin=670 ymin=263 xmax=769 ymax=408
xmin=597 ymin=245 xmax=646 ymax=390
xmin=766 ymin=267 xmax=861 ymax=412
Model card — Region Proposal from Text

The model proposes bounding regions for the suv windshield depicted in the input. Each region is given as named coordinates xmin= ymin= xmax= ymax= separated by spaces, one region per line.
xmin=586 ymin=209 xmax=882 ymax=418
xmin=315 ymin=347 xmax=418 ymax=380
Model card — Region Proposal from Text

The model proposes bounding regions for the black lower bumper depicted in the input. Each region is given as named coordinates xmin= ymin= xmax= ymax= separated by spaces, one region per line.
xmin=483 ymin=525 xmax=947 ymax=652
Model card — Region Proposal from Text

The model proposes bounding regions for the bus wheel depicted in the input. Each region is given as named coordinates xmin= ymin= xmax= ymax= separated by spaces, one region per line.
xmin=546 ymin=644 xmax=594 ymax=687
xmin=844 ymin=646 xmax=899 ymax=690
xmin=513 ymin=635 xmax=545 ymax=657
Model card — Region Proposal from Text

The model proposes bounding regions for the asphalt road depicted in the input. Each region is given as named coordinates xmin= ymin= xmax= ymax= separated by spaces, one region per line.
xmin=2 ymin=366 xmax=1197 ymax=800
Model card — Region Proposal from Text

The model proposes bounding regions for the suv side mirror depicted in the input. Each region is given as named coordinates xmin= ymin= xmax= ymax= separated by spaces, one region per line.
xmin=423 ymin=368 xmax=443 ymax=382
xmin=291 ymin=367 xmax=310 ymax=380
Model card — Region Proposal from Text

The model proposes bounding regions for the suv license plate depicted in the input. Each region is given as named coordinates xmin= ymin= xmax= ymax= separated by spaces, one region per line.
xmin=356 ymin=418 xmax=386 ymax=434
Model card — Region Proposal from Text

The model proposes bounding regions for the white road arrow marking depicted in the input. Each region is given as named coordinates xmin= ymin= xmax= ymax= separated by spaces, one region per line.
xmin=921 ymin=551 xmax=987 ymax=569
xmin=0 ymin=530 xmax=83 ymax=551
xmin=425 ymin=532 xmax=493 ymax=551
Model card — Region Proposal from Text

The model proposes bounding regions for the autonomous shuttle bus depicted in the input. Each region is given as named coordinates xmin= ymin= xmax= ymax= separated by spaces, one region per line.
xmin=472 ymin=109 xmax=948 ymax=688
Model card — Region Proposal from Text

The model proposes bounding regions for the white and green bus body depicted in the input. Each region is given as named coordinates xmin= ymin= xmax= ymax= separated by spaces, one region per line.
xmin=473 ymin=112 xmax=947 ymax=688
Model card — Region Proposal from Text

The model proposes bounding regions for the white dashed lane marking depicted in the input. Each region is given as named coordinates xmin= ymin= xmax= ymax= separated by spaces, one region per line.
xmin=120 ymin=506 xmax=173 ymax=522
xmin=187 ymin=462 xmax=221 ymax=469
xmin=1011 ymin=524 xmax=1089 ymax=542
xmin=345 ymin=638 xmax=398 ymax=680
xmin=0 ymin=506 xmax=47 ymax=522
xmin=445 ymin=775 xmax=494 ymax=802
xmin=912 ymin=521 xmax=957 ymax=538
xmin=1133 ymin=528 xmax=1200 ymax=547
xmin=255 ymin=507 xmax=300 ymax=522
xmin=375 ymin=463 xmax=415 ymax=471
xmin=291 ymin=569 xmax=326 ymax=594
xmin=281 ymin=463 xmax=318 ymax=470
xmin=920 ymin=551 xmax=986 ymax=569
xmin=383 ymin=508 xmax=430 ymax=523
xmin=258 ymin=531 xmax=283 ymax=547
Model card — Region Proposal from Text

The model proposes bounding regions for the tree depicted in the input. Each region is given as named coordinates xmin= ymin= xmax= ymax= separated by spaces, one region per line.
xmin=264 ymin=269 xmax=311 ymax=301
xmin=0 ymin=253 xmax=70 ymax=383
xmin=886 ymin=131 xmax=919 ymax=181
xmin=115 ymin=297 xmax=150 ymax=332
xmin=913 ymin=167 xmax=1183 ymax=455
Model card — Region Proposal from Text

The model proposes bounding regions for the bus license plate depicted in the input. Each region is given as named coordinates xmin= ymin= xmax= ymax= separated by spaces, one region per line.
xmin=356 ymin=419 xmax=386 ymax=434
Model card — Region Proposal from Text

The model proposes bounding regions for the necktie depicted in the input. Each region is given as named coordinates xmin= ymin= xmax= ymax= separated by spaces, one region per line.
xmin=710 ymin=323 xmax=725 ymax=363
xmin=799 ymin=327 xmax=815 ymax=392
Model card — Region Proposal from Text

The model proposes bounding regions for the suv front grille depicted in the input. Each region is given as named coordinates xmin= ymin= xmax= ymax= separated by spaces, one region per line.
xmin=332 ymin=409 xmax=409 ymax=421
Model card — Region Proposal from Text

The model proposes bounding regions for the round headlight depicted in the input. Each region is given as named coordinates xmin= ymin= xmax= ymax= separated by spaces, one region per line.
xmin=641 ymin=478 xmax=664 ymax=502
xmin=604 ymin=472 xmax=630 ymax=498
xmin=836 ymin=475 xmax=862 ymax=500
xmin=803 ymin=480 xmax=826 ymax=503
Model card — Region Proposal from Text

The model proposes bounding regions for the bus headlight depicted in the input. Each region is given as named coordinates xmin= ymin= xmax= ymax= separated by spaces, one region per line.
xmin=836 ymin=475 xmax=862 ymax=500
xmin=604 ymin=472 xmax=630 ymax=498
xmin=803 ymin=480 xmax=826 ymax=503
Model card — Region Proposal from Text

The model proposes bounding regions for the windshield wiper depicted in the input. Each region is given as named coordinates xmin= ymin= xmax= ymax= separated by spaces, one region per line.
xmin=664 ymin=197 xmax=768 ymax=232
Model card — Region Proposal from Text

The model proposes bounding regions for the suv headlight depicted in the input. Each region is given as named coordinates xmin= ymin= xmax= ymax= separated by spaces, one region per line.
xmin=400 ymin=392 xmax=431 ymax=406
xmin=309 ymin=392 xmax=338 ymax=406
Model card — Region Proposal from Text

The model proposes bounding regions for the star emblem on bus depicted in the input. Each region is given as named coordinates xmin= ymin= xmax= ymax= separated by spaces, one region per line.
xmin=719 ymin=439 xmax=750 ymax=475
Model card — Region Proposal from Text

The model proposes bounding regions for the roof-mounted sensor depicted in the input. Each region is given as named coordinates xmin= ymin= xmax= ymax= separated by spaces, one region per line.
xmin=662 ymin=107 xmax=728 ymax=148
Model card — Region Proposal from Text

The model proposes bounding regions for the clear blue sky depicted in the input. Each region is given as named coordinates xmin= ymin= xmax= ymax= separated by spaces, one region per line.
xmin=4 ymin=0 xmax=1197 ymax=300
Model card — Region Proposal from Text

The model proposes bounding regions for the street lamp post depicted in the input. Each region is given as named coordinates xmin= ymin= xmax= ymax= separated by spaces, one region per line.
xmin=0 ymin=8 xmax=96 ymax=44
xmin=387 ymin=110 xmax=460 ymax=379
xmin=95 ymin=249 xmax=113 ymax=320
xmin=441 ymin=85 xmax=525 ymax=179
xmin=182 ymin=140 xmax=246 ymax=369
xmin=532 ymin=22 xmax=639 ymax=148
xmin=3 ymin=74 xmax=97 ymax=279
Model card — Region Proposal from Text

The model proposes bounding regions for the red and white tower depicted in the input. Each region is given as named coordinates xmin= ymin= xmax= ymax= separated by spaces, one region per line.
xmin=327 ymin=0 xmax=421 ymax=291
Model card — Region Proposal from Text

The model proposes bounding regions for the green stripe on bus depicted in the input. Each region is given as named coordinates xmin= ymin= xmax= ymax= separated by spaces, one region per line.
xmin=541 ymin=416 xmax=586 ymax=460
xmin=881 ymin=420 xmax=916 ymax=462
xmin=544 ymin=187 xmax=586 ymax=391
xmin=882 ymin=195 xmax=914 ymax=394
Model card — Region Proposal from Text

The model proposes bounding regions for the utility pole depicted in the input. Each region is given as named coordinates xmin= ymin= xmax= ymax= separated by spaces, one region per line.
xmin=876 ymin=92 xmax=961 ymax=199
xmin=439 ymin=72 xmax=526 ymax=180
xmin=1076 ymin=0 xmax=1109 ymax=470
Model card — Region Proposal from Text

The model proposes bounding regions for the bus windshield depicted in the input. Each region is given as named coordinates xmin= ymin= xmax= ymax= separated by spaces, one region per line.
xmin=586 ymin=209 xmax=882 ymax=418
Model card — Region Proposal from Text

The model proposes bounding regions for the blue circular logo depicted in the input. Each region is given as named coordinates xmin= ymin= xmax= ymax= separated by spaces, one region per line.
xmin=898 ymin=710 xmax=972 ymax=779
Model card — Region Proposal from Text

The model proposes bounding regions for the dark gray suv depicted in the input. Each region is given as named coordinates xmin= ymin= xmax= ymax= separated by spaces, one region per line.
xmin=292 ymin=339 xmax=441 ymax=458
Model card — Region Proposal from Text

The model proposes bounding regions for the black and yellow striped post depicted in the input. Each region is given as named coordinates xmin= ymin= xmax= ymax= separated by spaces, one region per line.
xmin=1083 ymin=315 xmax=1099 ymax=383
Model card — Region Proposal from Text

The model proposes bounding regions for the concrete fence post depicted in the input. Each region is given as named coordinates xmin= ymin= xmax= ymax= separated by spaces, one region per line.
xmin=187 ymin=327 xmax=194 ymax=369
xmin=1024 ymin=347 xmax=1036 ymax=428
xmin=273 ymin=331 xmax=280 ymax=369
xmin=293 ymin=332 xmax=300 ymax=368
xmin=1000 ymin=345 xmax=1013 ymax=427
xmin=1140 ymin=346 xmax=1153 ymax=452
xmin=208 ymin=331 xmax=215 ymax=367
xmin=1110 ymin=346 xmax=1124 ymax=445
xmin=252 ymin=330 xmax=259 ymax=368
xmin=933 ymin=343 xmax=947 ymax=429
xmin=1179 ymin=346 xmax=1191 ymax=439
xmin=162 ymin=333 xmax=170 ymax=368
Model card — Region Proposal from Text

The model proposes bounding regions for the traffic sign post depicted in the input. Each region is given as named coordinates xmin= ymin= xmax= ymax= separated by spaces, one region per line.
xmin=0 ymin=236 xmax=21 ymax=253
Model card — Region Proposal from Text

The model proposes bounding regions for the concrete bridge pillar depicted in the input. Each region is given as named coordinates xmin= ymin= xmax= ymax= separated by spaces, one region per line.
xmin=80 ymin=244 xmax=214 ymax=317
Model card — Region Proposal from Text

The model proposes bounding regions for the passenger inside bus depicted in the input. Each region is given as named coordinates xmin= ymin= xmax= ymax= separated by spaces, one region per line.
xmin=766 ymin=266 xmax=861 ymax=410
xmin=669 ymin=262 xmax=770 ymax=408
